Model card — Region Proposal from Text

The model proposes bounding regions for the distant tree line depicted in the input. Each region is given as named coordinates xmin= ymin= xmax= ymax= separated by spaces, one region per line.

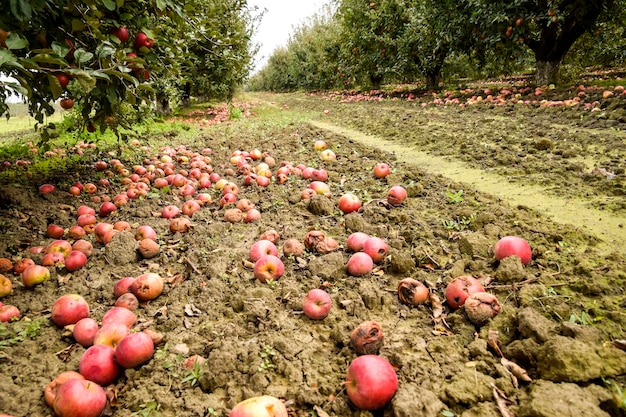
xmin=248 ymin=0 xmax=626 ymax=92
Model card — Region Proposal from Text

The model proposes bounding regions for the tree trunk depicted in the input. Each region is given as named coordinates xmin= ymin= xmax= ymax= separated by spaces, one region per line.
xmin=425 ymin=71 xmax=441 ymax=91
xmin=535 ymin=60 xmax=561 ymax=86
xmin=370 ymin=74 xmax=383 ymax=90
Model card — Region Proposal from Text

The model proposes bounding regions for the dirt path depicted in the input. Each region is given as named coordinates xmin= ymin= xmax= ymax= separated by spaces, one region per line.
xmin=310 ymin=120 xmax=626 ymax=254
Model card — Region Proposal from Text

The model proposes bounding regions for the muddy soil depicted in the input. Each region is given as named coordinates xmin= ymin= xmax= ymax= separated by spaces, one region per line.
xmin=0 ymin=90 xmax=625 ymax=417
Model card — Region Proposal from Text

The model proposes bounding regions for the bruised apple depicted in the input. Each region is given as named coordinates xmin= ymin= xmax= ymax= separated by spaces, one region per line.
xmin=350 ymin=320 xmax=384 ymax=355
xmin=78 ymin=344 xmax=120 ymax=386
xmin=130 ymin=273 xmax=164 ymax=301
xmin=229 ymin=395 xmax=288 ymax=417
xmin=362 ymin=237 xmax=388 ymax=263
xmin=345 ymin=355 xmax=398 ymax=410
xmin=386 ymin=185 xmax=407 ymax=206
xmin=445 ymin=275 xmax=485 ymax=310
xmin=44 ymin=370 xmax=85 ymax=408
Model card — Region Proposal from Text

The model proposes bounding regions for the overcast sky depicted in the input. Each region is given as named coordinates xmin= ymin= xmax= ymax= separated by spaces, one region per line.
xmin=248 ymin=0 xmax=328 ymax=73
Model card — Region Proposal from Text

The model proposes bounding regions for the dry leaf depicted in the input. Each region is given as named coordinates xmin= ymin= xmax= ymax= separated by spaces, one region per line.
xmin=611 ymin=340 xmax=626 ymax=351
xmin=429 ymin=292 xmax=443 ymax=318
xmin=184 ymin=304 xmax=201 ymax=317
xmin=165 ymin=273 xmax=185 ymax=285
xmin=492 ymin=384 xmax=515 ymax=417
xmin=242 ymin=259 xmax=255 ymax=269
xmin=57 ymin=273 xmax=72 ymax=284
xmin=488 ymin=329 xmax=504 ymax=358
xmin=501 ymin=358 xmax=532 ymax=383
xmin=55 ymin=343 xmax=78 ymax=362
xmin=313 ymin=405 xmax=331 ymax=417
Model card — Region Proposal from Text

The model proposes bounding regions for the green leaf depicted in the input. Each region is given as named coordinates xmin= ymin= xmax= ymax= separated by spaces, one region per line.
xmin=74 ymin=49 xmax=94 ymax=64
xmin=9 ymin=0 xmax=32 ymax=22
xmin=51 ymin=41 xmax=71 ymax=58
xmin=96 ymin=44 xmax=116 ymax=59
xmin=0 ymin=49 xmax=17 ymax=67
xmin=5 ymin=33 xmax=28 ymax=50
xmin=71 ymin=19 xmax=87 ymax=32
xmin=102 ymin=68 xmax=138 ymax=83
xmin=46 ymin=73 xmax=63 ymax=100
xmin=74 ymin=71 xmax=97 ymax=93
xmin=103 ymin=0 xmax=116 ymax=11
xmin=31 ymin=54 xmax=69 ymax=67
xmin=156 ymin=0 xmax=167 ymax=11
xmin=441 ymin=411 xmax=455 ymax=417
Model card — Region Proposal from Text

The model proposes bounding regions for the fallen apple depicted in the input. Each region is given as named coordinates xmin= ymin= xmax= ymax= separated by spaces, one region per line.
xmin=302 ymin=289 xmax=332 ymax=320
xmin=72 ymin=317 xmax=99 ymax=347
xmin=130 ymin=272 xmax=164 ymax=301
xmin=362 ymin=237 xmax=388 ymax=263
xmin=44 ymin=371 xmax=85 ymax=408
xmin=346 ymin=252 xmax=374 ymax=277
xmin=253 ymin=255 xmax=284 ymax=283
xmin=115 ymin=331 xmax=155 ymax=369
xmin=444 ymin=275 xmax=485 ymax=310
xmin=494 ymin=235 xmax=532 ymax=265
xmin=249 ymin=240 xmax=279 ymax=263
xmin=78 ymin=344 xmax=120 ymax=386
xmin=53 ymin=378 xmax=107 ymax=417
xmin=229 ymin=395 xmax=288 ymax=417
xmin=21 ymin=264 xmax=51 ymax=288
xmin=345 ymin=354 xmax=398 ymax=410
xmin=51 ymin=294 xmax=90 ymax=327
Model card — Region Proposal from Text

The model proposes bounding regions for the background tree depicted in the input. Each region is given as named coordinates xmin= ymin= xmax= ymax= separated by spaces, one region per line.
xmin=464 ymin=0 xmax=618 ymax=85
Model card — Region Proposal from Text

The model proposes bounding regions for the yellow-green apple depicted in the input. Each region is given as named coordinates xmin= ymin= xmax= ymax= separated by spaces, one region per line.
xmin=320 ymin=149 xmax=336 ymax=161
xmin=21 ymin=264 xmax=51 ymax=288
xmin=45 ymin=239 xmax=72 ymax=259
xmin=314 ymin=140 xmax=327 ymax=151
xmin=0 ymin=274 xmax=12 ymax=298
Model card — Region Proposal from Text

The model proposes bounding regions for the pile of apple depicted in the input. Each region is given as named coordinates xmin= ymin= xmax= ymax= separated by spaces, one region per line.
xmin=43 ymin=271 xmax=163 ymax=417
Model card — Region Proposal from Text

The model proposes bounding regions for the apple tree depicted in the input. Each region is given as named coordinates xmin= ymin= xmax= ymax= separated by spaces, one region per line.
xmin=336 ymin=0 xmax=406 ymax=89
xmin=463 ymin=0 xmax=619 ymax=85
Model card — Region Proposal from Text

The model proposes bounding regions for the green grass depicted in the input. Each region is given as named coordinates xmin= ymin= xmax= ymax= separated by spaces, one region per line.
xmin=0 ymin=103 xmax=64 ymax=135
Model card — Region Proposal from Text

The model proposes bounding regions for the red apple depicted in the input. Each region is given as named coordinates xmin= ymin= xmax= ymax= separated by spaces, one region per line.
xmin=338 ymin=193 xmax=361 ymax=214
xmin=12 ymin=258 xmax=34 ymax=274
xmin=182 ymin=200 xmax=201 ymax=217
xmin=51 ymin=294 xmax=90 ymax=327
xmin=65 ymin=250 xmax=87 ymax=272
xmin=445 ymin=275 xmax=485 ymax=310
xmin=135 ymin=225 xmax=157 ymax=241
xmin=44 ymin=371 xmax=85 ymax=408
xmin=115 ymin=293 xmax=139 ymax=311
xmin=309 ymin=181 xmax=330 ymax=196
xmin=134 ymin=32 xmax=153 ymax=50
xmin=77 ymin=205 xmax=96 ymax=216
xmin=229 ymin=395 xmax=288 ymax=417
xmin=21 ymin=264 xmax=51 ymax=288
xmin=42 ymin=252 xmax=65 ymax=267
xmin=115 ymin=332 xmax=155 ymax=368
xmin=363 ymin=237 xmax=388 ymax=263
xmin=47 ymin=224 xmax=65 ymax=238
xmin=53 ymin=377 xmax=107 ymax=417
xmin=39 ymin=183 xmax=56 ymax=193
xmin=99 ymin=201 xmax=117 ymax=217
xmin=311 ymin=169 xmax=328 ymax=182
xmin=110 ymin=26 xmax=129 ymax=43
xmin=60 ymin=98 xmax=74 ymax=110
xmin=55 ymin=73 xmax=70 ymax=88
xmin=113 ymin=277 xmax=136 ymax=297
xmin=130 ymin=272 xmax=164 ymax=301
xmin=162 ymin=204 xmax=180 ymax=219
xmin=93 ymin=322 xmax=129 ymax=348
xmin=387 ymin=185 xmax=407 ymax=206
xmin=494 ymin=236 xmax=532 ymax=265
xmin=302 ymin=289 xmax=332 ymax=320
xmin=77 ymin=213 xmax=97 ymax=227
xmin=345 ymin=355 xmax=398 ymax=410
xmin=72 ymin=240 xmax=93 ymax=257
xmin=101 ymin=306 xmax=137 ymax=328
xmin=373 ymin=163 xmax=391 ymax=179
xmin=73 ymin=317 xmax=99 ymax=347
xmin=67 ymin=225 xmax=86 ymax=240
xmin=0 ymin=304 xmax=20 ymax=322
xmin=113 ymin=221 xmax=131 ymax=232
xmin=94 ymin=222 xmax=114 ymax=243
xmin=346 ymin=252 xmax=374 ymax=277
xmin=253 ymin=255 xmax=284 ymax=283
xmin=245 ymin=209 xmax=261 ymax=223
xmin=78 ymin=344 xmax=120 ymax=386
xmin=249 ymin=240 xmax=279 ymax=263
xmin=154 ymin=177 xmax=169 ymax=188
xmin=346 ymin=232 xmax=370 ymax=252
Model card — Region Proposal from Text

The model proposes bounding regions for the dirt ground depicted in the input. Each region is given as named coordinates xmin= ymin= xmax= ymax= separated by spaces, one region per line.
xmin=0 ymin=87 xmax=625 ymax=417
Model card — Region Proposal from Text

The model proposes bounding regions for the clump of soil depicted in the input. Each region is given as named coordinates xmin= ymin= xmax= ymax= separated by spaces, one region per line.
xmin=0 ymin=96 xmax=625 ymax=417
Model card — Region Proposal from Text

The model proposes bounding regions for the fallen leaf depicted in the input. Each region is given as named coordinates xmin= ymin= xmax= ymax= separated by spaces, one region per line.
xmin=184 ymin=303 xmax=201 ymax=317
xmin=501 ymin=357 xmax=532 ymax=383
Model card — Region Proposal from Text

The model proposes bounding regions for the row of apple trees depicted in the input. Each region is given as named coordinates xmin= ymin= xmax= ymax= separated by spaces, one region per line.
xmin=248 ymin=0 xmax=625 ymax=92
xmin=0 ymin=0 xmax=259 ymax=137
